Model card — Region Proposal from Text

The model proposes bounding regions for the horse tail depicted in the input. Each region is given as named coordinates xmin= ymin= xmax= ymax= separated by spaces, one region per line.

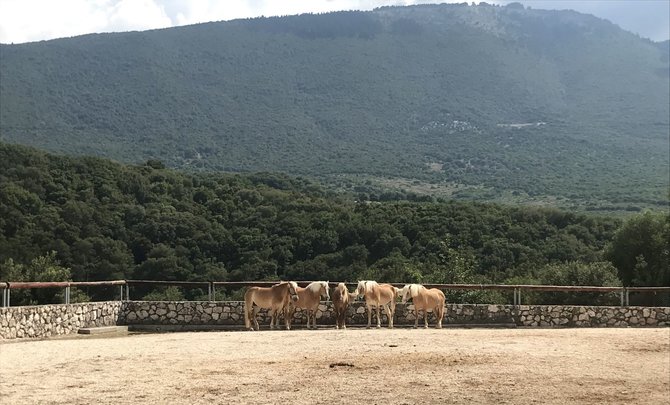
xmin=438 ymin=290 xmax=446 ymax=323
xmin=243 ymin=288 xmax=254 ymax=330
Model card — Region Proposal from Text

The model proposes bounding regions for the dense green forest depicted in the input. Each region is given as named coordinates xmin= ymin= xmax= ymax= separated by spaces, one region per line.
xmin=1 ymin=144 xmax=667 ymax=305
xmin=1 ymin=3 xmax=668 ymax=212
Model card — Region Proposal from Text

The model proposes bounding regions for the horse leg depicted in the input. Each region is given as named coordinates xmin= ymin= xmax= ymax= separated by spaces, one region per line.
xmin=384 ymin=304 xmax=392 ymax=328
xmin=253 ymin=307 xmax=260 ymax=331
xmin=268 ymin=308 xmax=276 ymax=329
xmin=244 ymin=295 xmax=253 ymax=331
xmin=414 ymin=307 xmax=419 ymax=329
xmin=435 ymin=306 xmax=444 ymax=329
xmin=366 ymin=304 xmax=372 ymax=329
xmin=286 ymin=307 xmax=294 ymax=330
xmin=389 ymin=303 xmax=395 ymax=328
xmin=247 ymin=307 xmax=255 ymax=331
xmin=424 ymin=309 xmax=429 ymax=329
xmin=376 ymin=305 xmax=381 ymax=328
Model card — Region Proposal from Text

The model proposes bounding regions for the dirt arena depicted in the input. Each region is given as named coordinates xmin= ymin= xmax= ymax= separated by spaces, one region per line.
xmin=1 ymin=327 xmax=668 ymax=404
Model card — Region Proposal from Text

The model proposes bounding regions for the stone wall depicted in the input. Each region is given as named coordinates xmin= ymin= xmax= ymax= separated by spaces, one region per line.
xmin=0 ymin=301 xmax=122 ymax=339
xmin=121 ymin=301 xmax=670 ymax=328
xmin=3 ymin=301 xmax=668 ymax=339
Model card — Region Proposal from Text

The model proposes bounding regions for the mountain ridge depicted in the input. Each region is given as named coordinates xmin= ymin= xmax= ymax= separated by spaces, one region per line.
xmin=1 ymin=3 xmax=668 ymax=211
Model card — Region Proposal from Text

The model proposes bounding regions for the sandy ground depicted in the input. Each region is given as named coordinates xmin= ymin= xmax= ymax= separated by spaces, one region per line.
xmin=1 ymin=327 xmax=668 ymax=405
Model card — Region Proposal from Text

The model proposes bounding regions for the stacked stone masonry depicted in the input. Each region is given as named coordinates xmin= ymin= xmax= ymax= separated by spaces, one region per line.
xmin=0 ymin=301 xmax=122 ymax=339
xmin=2 ymin=301 xmax=668 ymax=339
xmin=121 ymin=302 xmax=669 ymax=328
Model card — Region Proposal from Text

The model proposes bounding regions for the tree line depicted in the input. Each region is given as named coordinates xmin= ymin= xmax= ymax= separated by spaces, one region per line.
xmin=1 ymin=143 xmax=667 ymax=305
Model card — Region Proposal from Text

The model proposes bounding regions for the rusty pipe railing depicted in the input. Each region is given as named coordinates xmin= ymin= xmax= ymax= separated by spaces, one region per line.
xmin=1 ymin=280 xmax=669 ymax=307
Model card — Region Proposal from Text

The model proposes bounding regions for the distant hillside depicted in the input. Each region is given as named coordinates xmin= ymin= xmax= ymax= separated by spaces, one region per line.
xmin=1 ymin=3 xmax=668 ymax=211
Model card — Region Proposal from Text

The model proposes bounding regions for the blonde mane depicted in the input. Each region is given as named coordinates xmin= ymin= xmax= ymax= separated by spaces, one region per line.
xmin=361 ymin=280 xmax=378 ymax=295
xmin=305 ymin=281 xmax=329 ymax=299
xmin=306 ymin=281 xmax=321 ymax=293
xmin=409 ymin=284 xmax=421 ymax=298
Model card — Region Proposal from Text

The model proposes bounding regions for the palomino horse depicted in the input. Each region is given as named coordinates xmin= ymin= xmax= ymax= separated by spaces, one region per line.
xmin=400 ymin=284 xmax=446 ymax=329
xmin=331 ymin=283 xmax=357 ymax=329
xmin=355 ymin=280 xmax=400 ymax=328
xmin=286 ymin=281 xmax=330 ymax=329
xmin=244 ymin=281 xmax=299 ymax=331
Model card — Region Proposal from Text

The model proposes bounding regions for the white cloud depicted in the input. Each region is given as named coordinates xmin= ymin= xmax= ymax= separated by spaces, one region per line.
xmin=107 ymin=0 xmax=172 ymax=32
xmin=0 ymin=0 xmax=173 ymax=43
xmin=0 ymin=0 xmax=667 ymax=44
xmin=0 ymin=0 xmax=445 ymax=43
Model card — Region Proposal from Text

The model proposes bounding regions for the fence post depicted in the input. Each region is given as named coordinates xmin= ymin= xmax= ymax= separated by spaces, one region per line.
xmin=625 ymin=289 xmax=630 ymax=306
xmin=620 ymin=288 xmax=625 ymax=307
xmin=119 ymin=285 xmax=124 ymax=301
xmin=208 ymin=283 xmax=213 ymax=302
xmin=65 ymin=285 xmax=71 ymax=304
xmin=513 ymin=288 xmax=518 ymax=306
xmin=125 ymin=284 xmax=130 ymax=301
xmin=1 ymin=287 xmax=7 ymax=307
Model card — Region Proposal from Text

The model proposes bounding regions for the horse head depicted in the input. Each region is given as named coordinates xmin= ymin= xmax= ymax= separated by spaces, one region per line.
xmin=400 ymin=284 xmax=412 ymax=304
xmin=355 ymin=280 xmax=367 ymax=299
xmin=322 ymin=281 xmax=330 ymax=301
xmin=401 ymin=284 xmax=421 ymax=304
xmin=288 ymin=281 xmax=299 ymax=302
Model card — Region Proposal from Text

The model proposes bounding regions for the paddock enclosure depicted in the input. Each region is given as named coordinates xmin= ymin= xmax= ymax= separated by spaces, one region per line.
xmin=1 ymin=328 xmax=668 ymax=404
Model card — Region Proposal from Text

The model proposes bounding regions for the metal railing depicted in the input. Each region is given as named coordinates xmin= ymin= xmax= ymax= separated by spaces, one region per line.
xmin=1 ymin=280 xmax=669 ymax=308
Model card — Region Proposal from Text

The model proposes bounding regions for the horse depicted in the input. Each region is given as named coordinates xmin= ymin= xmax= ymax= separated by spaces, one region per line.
xmin=400 ymin=284 xmax=446 ymax=329
xmin=286 ymin=281 xmax=330 ymax=329
xmin=244 ymin=281 xmax=299 ymax=331
xmin=331 ymin=283 xmax=357 ymax=329
xmin=354 ymin=280 xmax=400 ymax=328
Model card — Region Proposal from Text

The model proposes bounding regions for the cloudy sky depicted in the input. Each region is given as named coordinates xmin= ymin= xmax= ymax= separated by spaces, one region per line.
xmin=0 ymin=0 xmax=668 ymax=44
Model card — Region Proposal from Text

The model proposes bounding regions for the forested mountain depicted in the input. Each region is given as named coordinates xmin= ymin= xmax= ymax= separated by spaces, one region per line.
xmin=0 ymin=143 xmax=632 ymax=301
xmin=1 ymin=3 xmax=668 ymax=212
